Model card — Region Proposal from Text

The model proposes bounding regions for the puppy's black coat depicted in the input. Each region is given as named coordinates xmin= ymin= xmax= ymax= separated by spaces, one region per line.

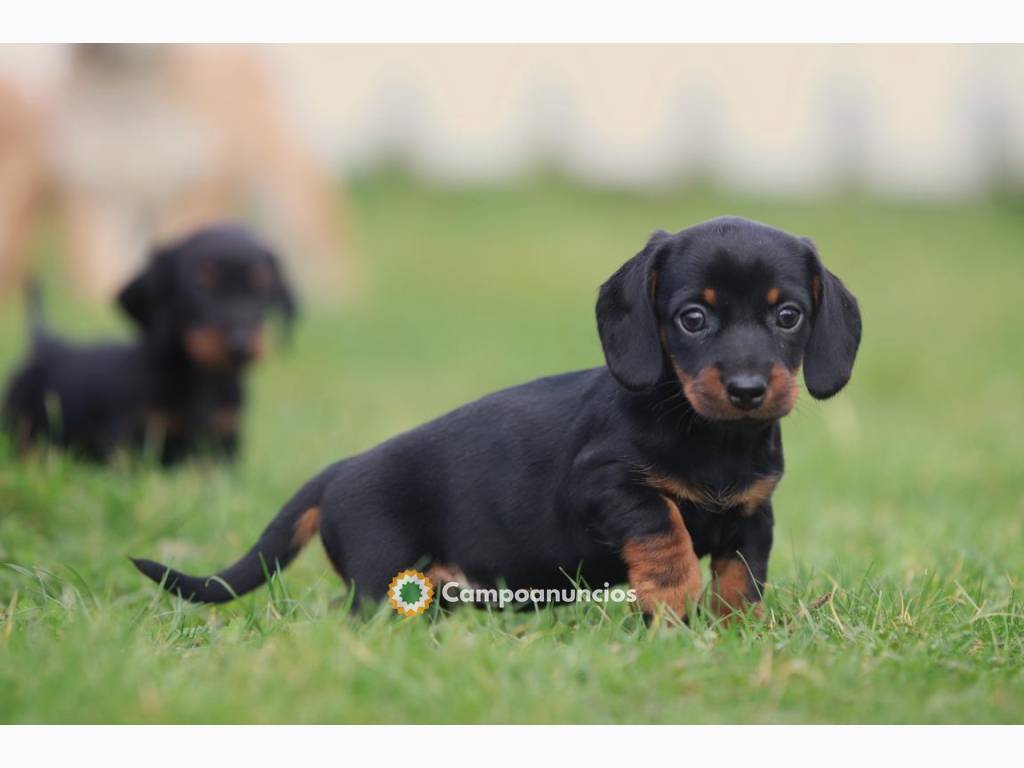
xmin=134 ymin=217 xmax=861 ymax=618
xmin=2 ymin=225 xmax=295 ymax=465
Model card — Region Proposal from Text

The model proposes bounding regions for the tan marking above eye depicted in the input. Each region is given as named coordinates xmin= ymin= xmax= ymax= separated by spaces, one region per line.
xmin=702 ymin=288 xmax=717 ymax=305
xmin=251 ymin=265 xmax=275 ymax=291
xmin=197 ymin=263 xmax=219 ymax=289
xmin=766 ymin=287 xmax=781 ymax=305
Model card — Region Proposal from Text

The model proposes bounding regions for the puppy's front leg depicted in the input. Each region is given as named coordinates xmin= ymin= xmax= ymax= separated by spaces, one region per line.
xmin=710 ymin=507 xmax=773 ymax=620
xmin=208 ymin=406 xmax=238 ymax=454
xmin=619 ymin=496 xmax=703 ymax=620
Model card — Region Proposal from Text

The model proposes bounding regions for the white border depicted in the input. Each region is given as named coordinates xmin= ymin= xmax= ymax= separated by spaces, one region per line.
xmin=2 ymin=725 xmax=1022 ymax=766
xmin=0 ymin=1 xmax=1022 ymax=43
xmin=2 ymin=0 xmax=1021 ymax=751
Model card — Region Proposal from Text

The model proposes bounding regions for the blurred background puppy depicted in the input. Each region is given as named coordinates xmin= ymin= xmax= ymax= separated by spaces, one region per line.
xmin=1 ymin=225 xmax=295 ymax=465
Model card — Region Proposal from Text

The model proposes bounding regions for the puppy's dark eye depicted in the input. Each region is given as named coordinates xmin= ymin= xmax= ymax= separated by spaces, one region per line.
xmin=776 ymin=304 xmax=802 ymax=330
xmin=678 ymin=308 xmax=707 ymax=334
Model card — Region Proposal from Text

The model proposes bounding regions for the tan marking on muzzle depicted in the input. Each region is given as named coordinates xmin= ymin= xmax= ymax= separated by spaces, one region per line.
xmin=672 ymin=362 xmax=799 ymax=422
xmin=184 ymin=327 xmax=229 ymax=370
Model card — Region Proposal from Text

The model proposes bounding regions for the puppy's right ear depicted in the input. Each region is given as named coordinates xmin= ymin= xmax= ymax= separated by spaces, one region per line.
xmin=596 ymin=230 xmax=670 ymax=391
xmin=117 ymin=247 xmax=173 ymax=329
xmin=267 ymin=257 xmax=298 ymax=334
xmin=802 ymin=238 xmax=862 ymax=399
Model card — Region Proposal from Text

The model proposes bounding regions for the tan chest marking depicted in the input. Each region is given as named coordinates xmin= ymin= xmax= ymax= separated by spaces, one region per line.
xmin=645 ymin=473 xmax=779 ymax=516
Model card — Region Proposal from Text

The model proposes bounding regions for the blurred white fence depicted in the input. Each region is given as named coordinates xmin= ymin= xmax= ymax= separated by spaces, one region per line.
xmin=5 ymin=44 xmax=1024 ymax=198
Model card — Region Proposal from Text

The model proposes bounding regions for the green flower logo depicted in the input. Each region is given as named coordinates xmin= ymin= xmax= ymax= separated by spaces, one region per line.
xmin=388 ymin=569 xmax=435 ymax=617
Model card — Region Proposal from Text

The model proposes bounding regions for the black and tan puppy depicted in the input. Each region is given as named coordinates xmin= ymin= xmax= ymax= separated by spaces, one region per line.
xmin=2 ymin=225 xmax=295 ymax=465
xmin=134 ymin=216 xmax=860 ymax=619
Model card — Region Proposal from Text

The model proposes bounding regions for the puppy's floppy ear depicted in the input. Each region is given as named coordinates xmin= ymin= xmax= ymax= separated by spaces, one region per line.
xmin=596 ymin=230 xmax=670 ymax=391
xmin=117 ymin=246 xmax=175 ymax=329
xmin=266 ymin=254 xmax=298 ymax=337
xmin=802 ymin=238 xmax=862 ymax=399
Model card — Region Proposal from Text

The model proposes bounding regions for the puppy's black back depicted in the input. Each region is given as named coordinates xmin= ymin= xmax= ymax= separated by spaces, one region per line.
xmin=2 ymin=337 xmax=146 ymax=460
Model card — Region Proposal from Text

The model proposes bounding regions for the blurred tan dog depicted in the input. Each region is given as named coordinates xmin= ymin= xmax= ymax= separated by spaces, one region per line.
xmin=0 ymin=45 xmax=351 ymax=300
xmin=0 ymin=79 xmax=46 ymax=295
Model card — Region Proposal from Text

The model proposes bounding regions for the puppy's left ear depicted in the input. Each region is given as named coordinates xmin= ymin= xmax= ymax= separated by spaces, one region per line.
xmin=802 ymin=238 xmax=862 ymax=399
xmin=596 ymin=230 xmax=670 ymax=391
xmin=117 ymin=246 xmax=175 ymax=329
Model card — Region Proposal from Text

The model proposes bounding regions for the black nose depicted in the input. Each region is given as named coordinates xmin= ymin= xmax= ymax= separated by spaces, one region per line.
xmin=726 ymin=374 xmax=767 ymax=410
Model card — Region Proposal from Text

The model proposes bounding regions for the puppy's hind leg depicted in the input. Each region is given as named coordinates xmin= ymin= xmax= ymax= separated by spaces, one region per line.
xmin=317 ymin=481 xmax=426 ymax=613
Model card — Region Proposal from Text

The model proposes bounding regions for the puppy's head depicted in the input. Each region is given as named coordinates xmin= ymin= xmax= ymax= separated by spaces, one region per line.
xmin=597 ymin=216 xmax=861 ymax=423
xmin=118 ymin=225 xmax=297 ymax=372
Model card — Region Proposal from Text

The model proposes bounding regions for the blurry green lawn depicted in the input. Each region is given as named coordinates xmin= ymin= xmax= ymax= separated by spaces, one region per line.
xmin=1 ymin=175 xmax=1022 ymax=723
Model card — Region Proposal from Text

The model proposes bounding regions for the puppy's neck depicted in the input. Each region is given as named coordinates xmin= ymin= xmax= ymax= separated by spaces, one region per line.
xmin=629 ymin=379 xmax=779 ymax=449
xmin=624 ymin=382 xmax=783 ymax=495
xmin=141 ymin=333 xmax=244 ymax=403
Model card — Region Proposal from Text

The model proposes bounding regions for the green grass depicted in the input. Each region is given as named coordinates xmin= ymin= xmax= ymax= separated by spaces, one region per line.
xmin=1 ymin=175 xmax=1023 ymax=723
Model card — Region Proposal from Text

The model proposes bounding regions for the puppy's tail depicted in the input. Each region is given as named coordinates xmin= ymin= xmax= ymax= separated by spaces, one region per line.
xmin=24 ymin=279 xmax=46 ymax=346
xmin=132 ymin=463 xmax=337 ymax=604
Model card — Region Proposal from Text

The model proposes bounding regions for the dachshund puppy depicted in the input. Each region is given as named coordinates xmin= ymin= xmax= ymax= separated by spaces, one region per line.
xmin=133 ymin=217 xmax=860 ymax=619
xmin=2 ymin=225 xmax=295 ymax=465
